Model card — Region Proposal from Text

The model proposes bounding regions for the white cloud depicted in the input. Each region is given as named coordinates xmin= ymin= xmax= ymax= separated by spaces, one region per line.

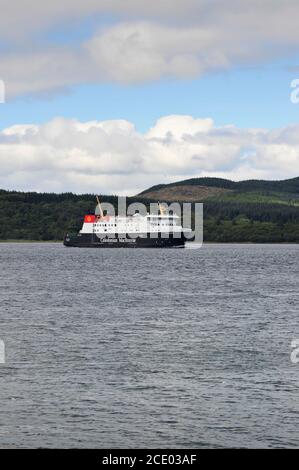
xmin=1 ymin=1 xmax=299 ymax=96
xmin=0 ymin=115 xmax=298 ymax=195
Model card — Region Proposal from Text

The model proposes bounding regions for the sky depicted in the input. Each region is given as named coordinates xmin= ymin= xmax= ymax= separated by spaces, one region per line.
xmin=0 ymin=0 xmax=299 ymax=195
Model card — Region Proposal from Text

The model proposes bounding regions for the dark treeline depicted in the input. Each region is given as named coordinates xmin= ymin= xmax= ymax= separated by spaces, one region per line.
xmin=0 ymin=190 xmax=115 ymax=240
xmin=0 ymin=189 xmax=299 ymax=242
xmin=202 ymin=201 xmax=299 ymax=242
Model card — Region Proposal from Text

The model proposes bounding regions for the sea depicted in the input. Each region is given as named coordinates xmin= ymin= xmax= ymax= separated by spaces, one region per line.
xmin=0 ymin=242 xmax=298 ymax=448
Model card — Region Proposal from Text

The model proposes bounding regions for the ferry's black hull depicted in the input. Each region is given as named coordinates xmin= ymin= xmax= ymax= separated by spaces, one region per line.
xmin=63 ymin=233 xmax=188 ymax=248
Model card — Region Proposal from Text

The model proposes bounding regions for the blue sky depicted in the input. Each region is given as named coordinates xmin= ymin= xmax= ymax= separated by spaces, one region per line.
xmin=1 ymin=59 xmax=299 ymax=132
xmin=0 ymin=1 xmax=299 ymax=194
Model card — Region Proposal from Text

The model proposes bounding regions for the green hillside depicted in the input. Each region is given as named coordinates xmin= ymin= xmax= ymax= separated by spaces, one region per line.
xmin=140 ymin=176 xmax=299 ymax=195
xmin=0 ymin=176 xmax=299 ymax=243
xmin=209 ymin=190 xmax=299 ymax=206
xmin=139 ymin=176 xmax=299 ymax=242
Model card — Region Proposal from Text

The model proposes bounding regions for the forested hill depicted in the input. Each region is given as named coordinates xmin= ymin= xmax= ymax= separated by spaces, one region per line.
xmin=0 ymin=190 xmax=116 ymax=241
xmin=140 ymin=176 xmax=299 ymax=195
xmin=0 ymin=175 xmax=299 ymax=242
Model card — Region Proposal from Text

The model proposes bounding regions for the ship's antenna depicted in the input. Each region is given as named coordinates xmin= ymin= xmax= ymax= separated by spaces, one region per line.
xmin=96 ymin=195 xmax=104 ymax=218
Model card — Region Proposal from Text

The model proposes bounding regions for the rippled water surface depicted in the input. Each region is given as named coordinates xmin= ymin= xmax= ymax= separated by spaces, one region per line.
xmin=0 ymin=243 xmax=298 ymax=448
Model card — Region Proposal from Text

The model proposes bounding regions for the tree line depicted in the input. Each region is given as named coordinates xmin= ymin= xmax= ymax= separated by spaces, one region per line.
xmin=0 ymin=189 xmax=298 ymax=242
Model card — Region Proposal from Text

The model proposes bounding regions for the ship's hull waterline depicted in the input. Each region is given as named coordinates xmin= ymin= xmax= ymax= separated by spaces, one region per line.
xmin=63 ymin=232 xmax=189 ymax=248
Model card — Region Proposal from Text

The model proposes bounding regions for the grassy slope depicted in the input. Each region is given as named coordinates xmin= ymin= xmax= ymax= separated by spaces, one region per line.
xmin=137 ymin=185 xmax=232 ymax=202
xmin=140 ymin=177 xmax=299 ymax=242
xmin=208 ymin=190 xmax=299 ymax=206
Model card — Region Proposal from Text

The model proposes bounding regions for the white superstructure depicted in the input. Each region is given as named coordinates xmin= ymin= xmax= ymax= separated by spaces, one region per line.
xmin=80 ymin=212 xmax=185 ymax=235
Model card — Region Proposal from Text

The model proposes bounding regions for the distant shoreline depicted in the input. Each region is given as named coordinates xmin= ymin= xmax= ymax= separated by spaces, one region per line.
xmin=0 ymin=240 xmax=62 ymax=243
xmin=0 ymin=240 xmax=298 ymax=245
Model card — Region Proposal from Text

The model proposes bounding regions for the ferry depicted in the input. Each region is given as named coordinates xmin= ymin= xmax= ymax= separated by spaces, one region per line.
xmin=64 ymin=197 xmax=192 ymax=248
